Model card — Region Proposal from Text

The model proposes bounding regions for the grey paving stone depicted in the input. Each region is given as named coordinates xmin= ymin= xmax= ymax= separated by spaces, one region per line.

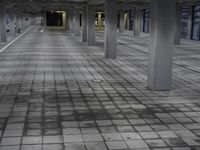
xmin=3 ymin=130 xmax=23 ymax=137
xmin=20 ymin=145 xmax=42 ymax=150
xmin=125 ymin=140 xmax=149 ymax=149
xmin=102 ymin=133 xmax=123 ymax=141
xmin=22 ymin=136 xmax=42 ymax=144
xmin=82 ymin=134 xmax=103 ymax=142
xmin=145 ymin=139 xmax=167 ymax=148
xmin=106 ymin=141 xmax=128 ymax=150
xmin=0 ymin=137 xmax=21 ymax=146
xmin=85 ymin=142 xmax=107 ymax=150
xmin=63 ymin=135 xmax=83 ymax=143
xmin=64 ymin=143 xmax=86 ymax=150
xmin=43 ymin=144 xmax=64 ymax=150
xmin=0 ymin=146 xmax=20 ymax=150
xmin=139 ymin=131 xmax=159 ymax=139
xmin=43 ymin=135 xmax=63 ymax=144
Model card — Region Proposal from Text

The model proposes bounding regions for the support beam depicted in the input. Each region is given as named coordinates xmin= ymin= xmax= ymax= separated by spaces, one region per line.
xmin=31 ymin=13 xmax=35 ymax=25
xmin=68 ymin=10 xmax=74 ymax=33
xmin=82 ymin=6 xmax=87 ymax=42
xmin=133 ymin=9 xmax=141 ymax=36
xmin=104 ymin=0 xmax=117 ymax=58
xmin=127 ymin=13 xmax=130 ymax=30
xmin=0 ymin=6 xmax=7 ymax=42
xmin=97 ymin=13 xmax=102 ymax=28
xmin=16 ymin=10 xmax=22 ymax=34
xmin=140 ymin=10 xmax=144 ymax=32
xmin=0 ymin=28 xmax=1 ymax=43
xmin=7 ymin=8 xmax=16 ymax=37
xmin=187 ymin=6 xmax=193 ymax=40
xmin=74 ymin=8 xmax=80 ymax=36
xmin=148 ymin=0 xmax=175 ymax=91
xmin=119 ymin=11 xmax=125 ymax=33
xmin=21 ymin=11 xmax=25 ymax=31
xmin=43 ymin=11 xmax=47 ymax=30
xmin=87 ymin=5 xmax=95 ymax=45
xmin=174 ymin=4 xmax=182 ymax=45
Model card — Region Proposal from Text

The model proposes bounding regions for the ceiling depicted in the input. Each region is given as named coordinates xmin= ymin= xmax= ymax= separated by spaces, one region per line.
xmin=0 ymin=0 xmax=200 ymax=13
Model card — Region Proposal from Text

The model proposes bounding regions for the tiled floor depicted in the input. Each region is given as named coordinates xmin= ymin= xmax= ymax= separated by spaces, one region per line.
xmin=0 ymin=26 xmax=200 ymax=150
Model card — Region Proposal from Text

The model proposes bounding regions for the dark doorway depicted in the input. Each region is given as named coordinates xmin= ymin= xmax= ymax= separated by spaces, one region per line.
xmin=192 ymin=6 xmax=200 ymax=41
xmin=46 ymin=11 xmax=63 ymax=26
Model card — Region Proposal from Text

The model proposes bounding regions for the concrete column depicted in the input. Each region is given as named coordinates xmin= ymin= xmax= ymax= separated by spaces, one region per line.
xmin=97 ymin=13 xmax=102 ymax=28
xmin=104 ymin=0 xmax=117 ymax=58
xmin=43 ymin=11 xmax=47 ymax=30
xmin=119 ymin=11 xmax=125 ymax=33
xmin=22 ymin=11 xmax=27 ymax=31
xmin=21 ymin=12 xmax=25 ymax=31
xmin=7 ymin=8 xmax=16 ymax=37
xmin=74 ymin=8 xmax=80 ymax=36
xmin=87 ymin=5 xmax=95 ymax=45
xmin=66 ymin=11 xmax=69 ymax=30
xmin=127 ymin=12 xmax=130 ymax=30
xmin=0 ymin=6 xmax=7 ymax=42
xmin=16 ymin=10 xmax=22 ymax=34
xmin=82 ymin=6 xmax=87 ymax=42
xmin=140 ymin=9 xmax=144 ymax=32
xmin=187 ymin=6 xmax=193 ymax=40
xmin=31 ymin=13 xmax=35 ymax=25
xmin=68 ymin=10 xmax=74 ymax=32
xmin=0 ymin=28 xmax=1 ymax=43
xmin=148 ymin=0 xmax=175 ymax=91
xmin=133 ymin=9 xmax=142 ymax=36
xmin=174 ymin=4 xmax=182 ymax=45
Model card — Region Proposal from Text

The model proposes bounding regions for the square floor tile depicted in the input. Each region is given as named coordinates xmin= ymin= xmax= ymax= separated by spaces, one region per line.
xmin=63 ymin=135 xmax=83 ymax=143
xmin=21 ymin=145 xmax=42 ymax=150
xmin=106 ymin=141 xmax=128 ymax=150
xmin=0 ymin=137 xmax=21 ymax=145
xmin=43 ymin=144 xmax=64 ymax=150
xmin=64 ymin=143 xmax=86 ymax=150
xmin=43 ymin=135 xmax=63 ymax=144
xmin=22 ymin=136 xmax=42 ymax=144
xmin=126 ymin=140 xmax=149 ymax=149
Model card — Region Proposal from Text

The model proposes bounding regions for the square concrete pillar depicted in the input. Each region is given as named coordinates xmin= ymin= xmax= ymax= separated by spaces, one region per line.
xmin=148 ymin=0 xmax=175 ymax=91
xmin=21 ymin=12 xmax=25 ymax=31
xmin=187 ymin=6 xmax=193 ymax=40
xmin=140 ymin=10 xmax=144 ymax=32
xmin=16 ymin=10 xmax=22 ymax=34
xmin=104 ymin=0 xmax=117 ymax=58
xmin=0 ymin=28 xmax=1 ymax=43
xmin=0 ymin=26 xmax=2 ymax=44
xmin=0 ymin=6 xmax=7 ymax=42
xmin=133 ymin=9 xmax=142 ymax=36
xmin=87 ymin=5 xmax=95 ymax=45
xmin=23 ymin=12 xmax=29 ymax=31
xmin=31 ymin=14 xmax=35 ymax=25
xmin=127 ymin=13 xmax=130 ymax=30
xmin=82 ymin=6 xmax=88 ymax=42
xmin=67 ymin=10 xmax=74 ymax=33
xmin=119 ymin=11 xmax=125 ymax=33
xmin=74 ymin=8 xmax=80 ymax=36
xmin=7 ymin=8 xmax=16 ymax=37
xmin=43 ymin=11 xmax=47 ymax=30
xmin=174 ymin=4 xmax=182 ymax=45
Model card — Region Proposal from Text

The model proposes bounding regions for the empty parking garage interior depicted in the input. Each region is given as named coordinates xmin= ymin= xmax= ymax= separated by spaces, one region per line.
xmin=1 ymin=0 xmax=200 ymax=149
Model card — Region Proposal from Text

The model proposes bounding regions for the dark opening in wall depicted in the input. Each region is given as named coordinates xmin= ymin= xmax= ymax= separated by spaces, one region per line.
xmin=192 ymin=6 xmax=200 ymax=41
xmin=181 ymin=7 xmax=190 ymax=39
xmin=143 ymin=9 xmax=150 ymax=33
xmin=46 ymin=11 xmax=63 ymax=26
